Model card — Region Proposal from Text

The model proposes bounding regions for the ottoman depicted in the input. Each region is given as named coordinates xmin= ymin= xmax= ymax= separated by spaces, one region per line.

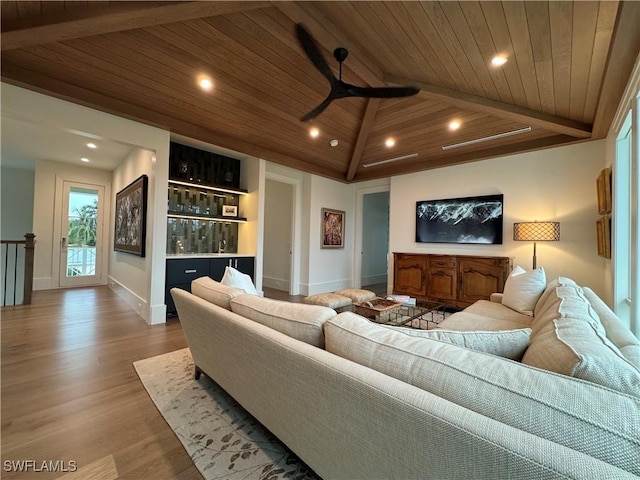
xmin=334 ymin=288 xmax=376 ymax=303
xmin=304 ymin=292 xmax=352 ymax=312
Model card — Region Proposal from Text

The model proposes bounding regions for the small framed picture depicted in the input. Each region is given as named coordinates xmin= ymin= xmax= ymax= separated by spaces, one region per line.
xmin=321 ymin=208 xmax=345 ymax=249
xmin=222 ymin=205 xmax=238 ymax=217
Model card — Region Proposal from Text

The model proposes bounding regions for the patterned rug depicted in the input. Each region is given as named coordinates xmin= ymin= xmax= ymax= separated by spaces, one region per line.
xmin=133 ymin=349 xmax=318 ymax=480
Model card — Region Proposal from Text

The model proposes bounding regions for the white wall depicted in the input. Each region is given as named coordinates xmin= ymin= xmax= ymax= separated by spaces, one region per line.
xmin=1 ymin=166 xmax=34 ymax=239
xmin=389 ymin=140 xmax=607 ymax=296
xmin=1 ymin=166 xmax=35 ymax=305
xmin=110 ymin=148 xmax=155 ymax=317
xmin=32 ymin=160 xmax=113 ymax=290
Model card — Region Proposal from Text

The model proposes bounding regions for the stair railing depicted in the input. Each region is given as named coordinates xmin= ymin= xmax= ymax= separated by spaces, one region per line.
xmin=1 ymin=233 xmax=35 ymax=306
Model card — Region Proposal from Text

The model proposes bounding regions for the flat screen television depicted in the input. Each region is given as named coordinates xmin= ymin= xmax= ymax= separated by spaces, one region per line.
xmin=416 ymin=194 xmax=504 ymax=244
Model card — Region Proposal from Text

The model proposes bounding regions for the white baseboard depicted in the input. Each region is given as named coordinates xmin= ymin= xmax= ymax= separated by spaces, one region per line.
xmin=262 ymin=275 xmax=291 ymax=292
xmin=33 ymin=277 xmax=52 ymax=291
xmin=149 ymin=303 xmax=167 ymax=325
xmin=108 ymin=276 xmax=150 ymax=324
xmin=305 ymin=278 xmax=353 ymax=296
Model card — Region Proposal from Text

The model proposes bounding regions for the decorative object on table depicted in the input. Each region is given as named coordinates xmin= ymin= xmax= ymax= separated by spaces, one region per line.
xmin=354 ymin=298 xmax=404 ymax=318
xmin=416 ymin=194 xmax=504 ymax=244
xmin=597 ymin=215 xmax=612 ymax=259
xmin=596 ymin=167 xmax=612 ymax=215
xmin=321 ymin=208 xmax=345 ymax=248
xmin=513 ymin=221 xmax=560 ymax=269
xmin=222 ymin=205 xmax=238 ymax=217
xmin=114 ymin=174 xmax=147 ymax=257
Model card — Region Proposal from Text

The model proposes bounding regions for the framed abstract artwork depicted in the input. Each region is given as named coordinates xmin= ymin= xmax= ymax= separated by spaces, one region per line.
xmin=114 ymin=174 xmax=148 ymax=256
xmin=321 ymin=208 xmax=345 ymax=249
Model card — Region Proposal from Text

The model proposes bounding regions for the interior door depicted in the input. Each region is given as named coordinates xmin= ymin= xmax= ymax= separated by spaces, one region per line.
xmin=59 ymin=181 xmax=105 ymax=288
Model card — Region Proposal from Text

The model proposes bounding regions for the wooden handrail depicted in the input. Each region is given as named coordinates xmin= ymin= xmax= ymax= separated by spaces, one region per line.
xmin=1 ymin=233 xmax=35 ymax=305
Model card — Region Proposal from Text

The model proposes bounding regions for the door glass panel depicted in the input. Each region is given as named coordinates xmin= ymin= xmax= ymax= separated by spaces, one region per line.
xmin=66 ymin=188 xmax=98 ymax=278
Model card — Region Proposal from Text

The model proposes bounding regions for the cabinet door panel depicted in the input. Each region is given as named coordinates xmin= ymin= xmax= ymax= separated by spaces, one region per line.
xmin=393 ymin=254 xmax=427 ymax=296
xmin=235 ymin=257 xmax=255 ymax=279
xmin=210 ymin=257 xmax=230 ymax=281
xmin=427 ymin=268 xmax=457 ymax=301
xmin=458 ymin=258 xmax=507 ymax=304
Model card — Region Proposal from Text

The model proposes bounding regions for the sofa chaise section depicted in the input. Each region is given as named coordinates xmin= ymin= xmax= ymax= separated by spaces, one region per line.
xmin=171 ymin=287 xmax=638 ymax=479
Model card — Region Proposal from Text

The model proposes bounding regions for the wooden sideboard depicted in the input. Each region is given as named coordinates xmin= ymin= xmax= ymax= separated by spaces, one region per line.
xmin=393 ymin=253 xmax=512 ymax=309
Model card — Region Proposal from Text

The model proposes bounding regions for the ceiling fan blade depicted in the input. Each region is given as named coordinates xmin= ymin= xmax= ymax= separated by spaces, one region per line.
xmin=346 ymin=85 xmax=420 ymax=98
xmin=295 ymin=24 xmax=336 ymax=85
xmin=301 ymin=94 xmax=335 ymax=122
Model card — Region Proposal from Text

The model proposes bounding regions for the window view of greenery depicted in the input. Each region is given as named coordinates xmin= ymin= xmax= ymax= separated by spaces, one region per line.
xmin=67 ymin=191 xmax=98 ymax=277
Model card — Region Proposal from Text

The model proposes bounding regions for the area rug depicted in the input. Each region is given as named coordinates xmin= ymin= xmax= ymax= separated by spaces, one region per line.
xmin=133 ymin=349 xmax=318 ymax=480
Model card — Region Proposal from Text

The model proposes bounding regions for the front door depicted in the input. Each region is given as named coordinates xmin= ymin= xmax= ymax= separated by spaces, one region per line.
xmin=59 ymin=181 xmax=105 ymax=288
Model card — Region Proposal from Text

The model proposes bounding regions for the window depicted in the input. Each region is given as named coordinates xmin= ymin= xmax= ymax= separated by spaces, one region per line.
xmin=614 ymin=91 xmax=639 ymax=337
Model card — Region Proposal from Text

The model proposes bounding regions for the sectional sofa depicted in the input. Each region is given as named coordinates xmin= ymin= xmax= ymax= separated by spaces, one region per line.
xmin=171 ymin=274 xmax=640 ymax=479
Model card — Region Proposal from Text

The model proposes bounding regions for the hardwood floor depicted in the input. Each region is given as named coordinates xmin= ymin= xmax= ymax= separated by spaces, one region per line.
xmin=1 ymin=283 xmax=387 ymax=479
xmin=1 ymin=286 xmax=200 ymax=479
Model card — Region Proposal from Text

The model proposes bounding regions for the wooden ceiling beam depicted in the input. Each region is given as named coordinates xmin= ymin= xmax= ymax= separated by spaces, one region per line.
xmin=385 ymin=74 xmax=593 ymax=139
xmin=346 ymin=98 xmax=380 ymax=181
xmin=273 ymin=1 xmax=384 ymax=87
xmin=1 ymin=1 xmax=268 ymax=51
xmin=592 ymin=1 xmax=640 ymax=138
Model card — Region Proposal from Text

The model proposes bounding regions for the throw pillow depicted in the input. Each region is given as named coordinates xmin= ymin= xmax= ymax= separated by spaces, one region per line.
xmin=501 ymin=265 xmax=546 ymax=316
xmin=221 ymin=266 xmax=259 ymax=295
xmin=383 ymin=325 xmax=531 ymax=361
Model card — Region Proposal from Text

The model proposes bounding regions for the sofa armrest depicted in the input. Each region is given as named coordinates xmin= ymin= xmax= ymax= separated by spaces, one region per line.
xmin=489 ymin=293 xmax=503 ymax=303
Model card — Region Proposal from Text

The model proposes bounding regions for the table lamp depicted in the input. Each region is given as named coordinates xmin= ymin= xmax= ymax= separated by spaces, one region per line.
xmin=513 ymin=221 xmax=560 ymax=269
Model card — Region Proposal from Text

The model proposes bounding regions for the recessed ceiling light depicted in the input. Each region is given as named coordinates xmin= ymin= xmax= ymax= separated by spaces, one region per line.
xmin=81 ymin=157 xmax=90 ymax=163
xmin=309 ymin=127 xmax=319 ymax=138
xmin=385 ymin=138 xmax=396 ymax=148
xmin=87 ymin=142 xmax=97 ymax=149
xmin=330 ymin=139 xmax=339 ymax=147
xmin=491 ymin=55 xmax=508 ymax=67
xmin=198 ymin=76 xmax=214 ymax=92
xmin=449 ymin=120 xmax=461 ymax=131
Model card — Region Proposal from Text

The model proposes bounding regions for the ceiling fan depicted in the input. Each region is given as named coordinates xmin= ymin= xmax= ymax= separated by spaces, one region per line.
xmin=295 ymin=24 xmax=420 ymax=122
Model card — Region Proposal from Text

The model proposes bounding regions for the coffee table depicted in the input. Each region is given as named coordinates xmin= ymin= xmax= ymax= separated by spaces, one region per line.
xmin=354 ymin=298 xmax=447 ymax=330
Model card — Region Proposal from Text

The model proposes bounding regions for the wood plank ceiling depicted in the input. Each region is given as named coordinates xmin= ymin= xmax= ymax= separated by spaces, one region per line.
xmin=2 ymin=1 xmax=639 ymax=183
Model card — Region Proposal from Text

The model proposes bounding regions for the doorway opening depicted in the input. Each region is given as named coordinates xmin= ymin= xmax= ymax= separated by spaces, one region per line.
xmin=263 ymin=179 xmax=294 ymax=294
xmin=360 ymin=191 xmax=390 ymax=296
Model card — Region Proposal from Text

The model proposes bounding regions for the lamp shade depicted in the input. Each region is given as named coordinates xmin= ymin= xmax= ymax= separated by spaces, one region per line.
xmin=513 ymin=222 xmax=560 ymax=241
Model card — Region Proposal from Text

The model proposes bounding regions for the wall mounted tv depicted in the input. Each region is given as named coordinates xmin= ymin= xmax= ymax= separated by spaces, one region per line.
xmin=416 ymin=194 xmax=504 ymax=244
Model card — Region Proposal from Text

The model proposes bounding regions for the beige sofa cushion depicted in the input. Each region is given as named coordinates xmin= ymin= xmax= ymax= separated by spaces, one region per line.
xmin=325 ymin=312 xmax=640 ymax=475
xmin=501 ymin=265 xmax=546 ymax=316
xmin=523 ymin=279 xmax=640 ymax=395
xmin=381 ymin=324 xmax=531 ymax=360
xmin=583 ymin=287 xmax=640 ymax=369
xmin=190 ymin=276 xmax=246 ymax=310
xmin=522 ymin=316 xmax=640 ymax=396
xmin=230 ymin=294 xmax=335 ymax=348
xmin=438 ymin=300 xmax=532 ymax=331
